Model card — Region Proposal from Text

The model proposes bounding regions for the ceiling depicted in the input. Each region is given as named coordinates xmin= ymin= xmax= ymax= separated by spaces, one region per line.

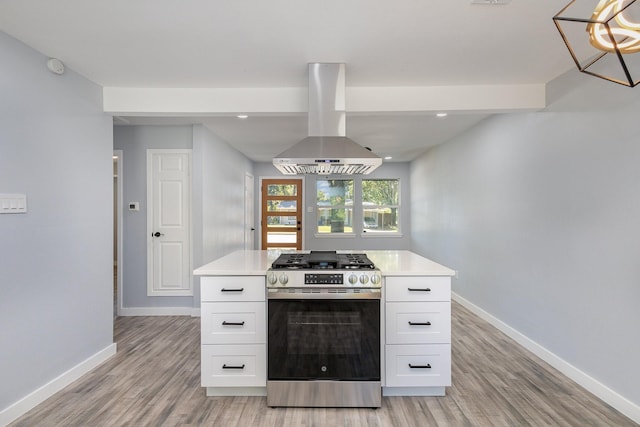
xmin=0 ymin=0 xmax=575 ymax=162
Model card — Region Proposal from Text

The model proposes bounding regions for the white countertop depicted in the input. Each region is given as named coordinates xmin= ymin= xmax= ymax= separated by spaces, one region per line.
xmin=193 ymin=250 xmax=279 ymax=276
xmin=194 ymin=250 xmax=455 ymax=277
xmin=365 ymin=250 xmax=455 ymax=276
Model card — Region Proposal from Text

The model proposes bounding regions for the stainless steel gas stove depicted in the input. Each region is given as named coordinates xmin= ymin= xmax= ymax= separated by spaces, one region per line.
xmin=267 ymin=251 xmax=382 ymax=293
xmin=266 ymin=251 xmax=382 ymax=408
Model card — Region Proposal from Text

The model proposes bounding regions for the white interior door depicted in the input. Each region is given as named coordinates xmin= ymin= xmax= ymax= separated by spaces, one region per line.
xmin=147 ymin=149 xmax=192 ymax=296
xmin=245 ymin=173 xmax=255 ymax=250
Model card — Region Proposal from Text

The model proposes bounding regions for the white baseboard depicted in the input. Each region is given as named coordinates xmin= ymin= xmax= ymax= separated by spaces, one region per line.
xmin=452 ymin=292 xmax=640 ymax=424
xmin=119 ymin=307 xmax=195 ymax=316
xmin=0 ymin=343 xmax=117 ymax=427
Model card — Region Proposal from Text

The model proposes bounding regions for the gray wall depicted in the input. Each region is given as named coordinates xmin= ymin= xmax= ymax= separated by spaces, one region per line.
xmin=192 ymin=124 xmax=254 ymax=305
xmin=0 ymin=33 xmax=113 ymax=410
xmin=253 ymin=162 xmax=412 ymax=251
xmin=113 ymin=124 xmax=253 ymax=309
xmin=410 ymin=73 xmax=640 ymax=408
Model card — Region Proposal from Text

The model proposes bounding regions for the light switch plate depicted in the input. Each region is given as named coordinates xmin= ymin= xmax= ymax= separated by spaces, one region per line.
xmin=0 ymin=194 xmax=27 ymax=214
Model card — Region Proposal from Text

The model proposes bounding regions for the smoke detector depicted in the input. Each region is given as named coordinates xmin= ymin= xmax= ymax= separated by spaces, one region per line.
xmin=46 ymin=58 xmax=65 ymax=75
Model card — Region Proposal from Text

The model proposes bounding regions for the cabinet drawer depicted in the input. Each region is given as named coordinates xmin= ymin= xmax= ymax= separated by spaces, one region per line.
xmin=201 ymin=344 xmax=266 ymax=387
xmin=201 ymin=302 xmax=266 ymax=344
xmin=201 ymin=276 xmax=265 ymax=302
xmin=385 ymin=344 xmax=451 ymax=387
xmin=385 ymin=276 xmax=450 ymax=302
xmin=386 ymin=302 xmax=450 ymax=344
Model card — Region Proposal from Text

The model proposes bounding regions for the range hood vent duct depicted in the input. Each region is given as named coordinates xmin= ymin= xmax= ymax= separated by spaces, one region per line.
xmin=273 ymin=63 xmax=382 ymax=175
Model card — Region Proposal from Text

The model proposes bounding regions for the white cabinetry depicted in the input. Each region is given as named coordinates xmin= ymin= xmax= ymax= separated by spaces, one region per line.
xmin=383 ymin=276 xmax=451 ymax=396
xmin=200 ymin=276 xmax=266 ymax=396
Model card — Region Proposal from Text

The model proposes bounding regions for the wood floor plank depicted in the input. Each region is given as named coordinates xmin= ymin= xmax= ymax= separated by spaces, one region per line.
xmin=9 ymin=302 xmax=637 ymax=427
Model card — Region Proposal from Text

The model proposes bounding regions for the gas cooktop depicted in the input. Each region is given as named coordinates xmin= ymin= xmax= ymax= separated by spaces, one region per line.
xmin=271 ymin=251 xmax=376 ymax=270
xmin=267 ymin=251 xmax=381 ymax=288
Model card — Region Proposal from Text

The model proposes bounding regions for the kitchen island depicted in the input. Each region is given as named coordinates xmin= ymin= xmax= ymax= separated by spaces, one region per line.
xmin=194 ymin=250 xmax=455 ymax=399
xmin=193 ymin=250 xmax=455 ymax=277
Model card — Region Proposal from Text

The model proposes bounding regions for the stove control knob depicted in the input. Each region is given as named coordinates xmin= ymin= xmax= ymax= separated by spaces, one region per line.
xmin=371 ymin=273 xmax=382 ymax=285
xmin=267 ymin=272 xmax=278 ymax=285
xmin=359 ymin=274 xmax=369 ymax=285
xmin=348 ymin=274 xmax=358 ymax=285
xmin=279 ymin=273 xmax=289 ymax=285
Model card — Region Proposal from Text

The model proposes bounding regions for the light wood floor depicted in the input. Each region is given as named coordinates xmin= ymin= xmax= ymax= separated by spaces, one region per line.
xmin=10 ymin=302 xmax=637 ymax=427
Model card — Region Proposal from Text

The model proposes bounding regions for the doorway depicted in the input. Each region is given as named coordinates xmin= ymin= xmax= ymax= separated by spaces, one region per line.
xmin=113 ymin=150 xmax=123 ymax=317
xmin=261 ymin=178 xmax=303 ymax=250
xmin=245 ymin=173 xmax=255 ymax=250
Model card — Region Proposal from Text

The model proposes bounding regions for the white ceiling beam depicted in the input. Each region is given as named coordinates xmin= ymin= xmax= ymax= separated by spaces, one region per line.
xmin=347 ymin=85 xmax=545 ymax=113
xmin=103 ymin=87 xmax=307 ymax=115
xmin=103 ymin=84 xmax=545 ymax=115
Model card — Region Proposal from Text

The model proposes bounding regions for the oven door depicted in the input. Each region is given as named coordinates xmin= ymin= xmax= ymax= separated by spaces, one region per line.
xmin=268 ymin=297 xmax=380 ymax=381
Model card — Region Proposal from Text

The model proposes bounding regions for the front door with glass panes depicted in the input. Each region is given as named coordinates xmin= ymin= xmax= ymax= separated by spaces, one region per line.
xmin=261 ymin=179 xmax=302 ymax=250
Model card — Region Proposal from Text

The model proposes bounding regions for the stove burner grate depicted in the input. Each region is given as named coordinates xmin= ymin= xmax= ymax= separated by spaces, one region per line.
xmin=271 ymin=251 xmax=375 ymax=270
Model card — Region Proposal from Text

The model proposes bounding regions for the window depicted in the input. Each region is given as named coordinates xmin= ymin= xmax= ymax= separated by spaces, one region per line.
xmin=316 ymin=179 xmax=353 ymax=234
xmin=362 ymin=179 xmax=399 ymax=233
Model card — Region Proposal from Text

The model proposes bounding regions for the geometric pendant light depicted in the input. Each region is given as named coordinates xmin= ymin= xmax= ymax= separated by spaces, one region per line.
xmin=553 ymin=0 xmax=640 ymax=87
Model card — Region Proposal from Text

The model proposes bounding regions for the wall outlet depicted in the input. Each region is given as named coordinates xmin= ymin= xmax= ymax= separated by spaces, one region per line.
xmin=128 ymin=202 xmax=140 ymax=211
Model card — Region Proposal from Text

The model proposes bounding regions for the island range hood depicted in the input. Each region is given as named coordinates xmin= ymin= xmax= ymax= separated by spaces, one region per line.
xmin=273 ymin=63 xmax=382 ymax=175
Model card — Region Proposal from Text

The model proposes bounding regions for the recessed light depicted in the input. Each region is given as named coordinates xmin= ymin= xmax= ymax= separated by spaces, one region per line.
xmin=384 ymin=156 xmax=393 ymax=160
xmin=436 ymin=113 xmax=448 ymax=118
xmin=237 ymin=114 xmax=248 ymax=119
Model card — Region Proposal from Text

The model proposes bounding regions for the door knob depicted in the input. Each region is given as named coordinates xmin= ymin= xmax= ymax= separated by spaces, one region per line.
xmin=153 ymin=232 xmax=164 ymax=237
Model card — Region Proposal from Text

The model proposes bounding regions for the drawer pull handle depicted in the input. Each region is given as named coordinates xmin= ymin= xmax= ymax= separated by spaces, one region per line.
xmin=408 ymin=321 xmax=431 ymax=326
xmin=408 ymin=363 xmax=432 ymax=369
xmin=408 ymin=288 xmax=431 ymax=292
xmin=222 ymin=321 xmax=245 ymax=326
xmin=221 ymin=288 xmax=244 ymax=292
xmin=222 ymin=364 xmax=245 ymax=370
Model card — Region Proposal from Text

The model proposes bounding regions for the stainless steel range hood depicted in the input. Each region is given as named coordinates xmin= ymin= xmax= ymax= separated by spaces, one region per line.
xmin=273 ymin=63 xmax=382 ymax=175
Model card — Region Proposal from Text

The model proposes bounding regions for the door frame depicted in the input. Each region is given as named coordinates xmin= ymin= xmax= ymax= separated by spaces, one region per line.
xmin=245 ymin=172 xmax=255 ymax=250
xmin=113 ymin=150 xmax=123 ymax=316
xmin=259 ymin=176 xmax=305 ymax=251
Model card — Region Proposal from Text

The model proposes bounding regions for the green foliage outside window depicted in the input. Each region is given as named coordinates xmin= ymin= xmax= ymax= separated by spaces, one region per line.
xmin=362 ymin=180 xmax=398 ymax=205
xmin=267 ymin=184 xmax=297 ymax=196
